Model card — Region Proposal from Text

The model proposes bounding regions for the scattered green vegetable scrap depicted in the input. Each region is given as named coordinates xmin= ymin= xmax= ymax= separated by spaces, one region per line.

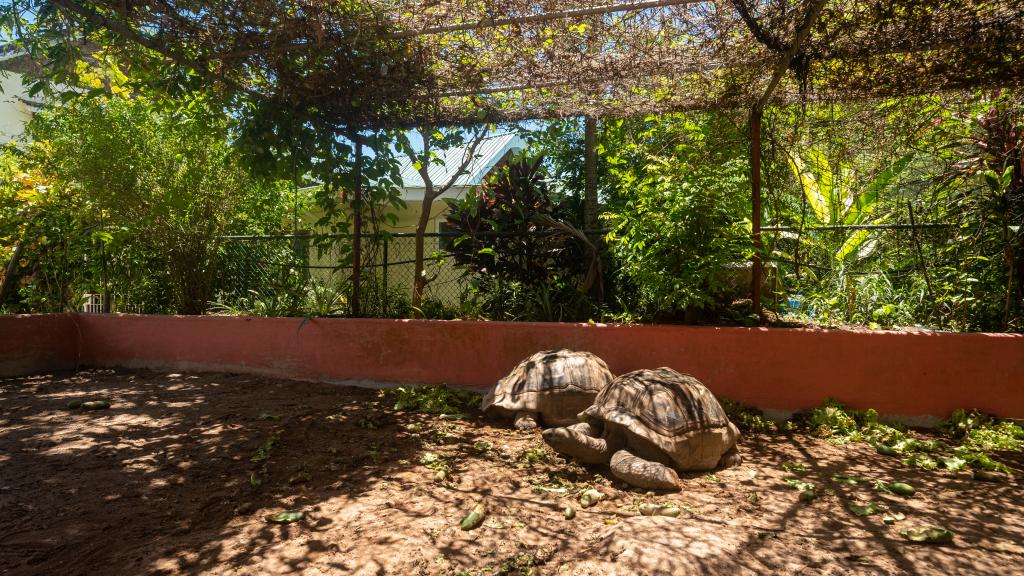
xmin=720 ymin=399 xmax=777 ymax=433
xmin=874 ymin=481 xmax=915 ymax=496
xmin=266 ymin=511 xmax=304 ymax=524
xmin=882 ymin=512 xmax=906 ymax=525
xmin=847 ymin=501 xmax=884 ymax=517
xmin=579 ymin=489 xmax=604 ymax=508
xmin=460 ymin=503 xmax=486 ymax=531
xmin=782 ymin=461 xmax=808 ymax=474
xmin=384 ymin=384 xmax=481 ymax=417
xmin=900 ymin=526 xmax=953 ymax=544
xmin=66 ymin=399 xmax=109 ymax=410
xmin=799 ymin=399 xmax=1019 ymax=475
xmin=784 ymin=478 xmax=817 ymax=502
xmin=639 ymin=503 xmax=681 ymax=517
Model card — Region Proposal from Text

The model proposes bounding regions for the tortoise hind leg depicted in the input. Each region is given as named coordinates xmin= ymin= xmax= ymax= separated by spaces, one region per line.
xmin=514 ymin=411 xmax=540 ymax=430
xmin=542 ymin=424 xmax=609 ymax=464
xmin=717 ymin=422 xmax=743 ymax=467
xmin=718 ymin=445 xmax=742 ymax=468
xmin=609 ymin=449 xmax=680 ymax=490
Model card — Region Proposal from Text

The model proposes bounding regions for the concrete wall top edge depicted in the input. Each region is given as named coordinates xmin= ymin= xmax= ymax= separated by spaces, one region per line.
xmin=64 ymin=312 xmax=1024 ymax=339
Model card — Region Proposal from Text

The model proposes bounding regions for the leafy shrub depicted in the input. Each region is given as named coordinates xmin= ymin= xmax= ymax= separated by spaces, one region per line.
xmin=443 ymin=155 xmax=600 ymax=322
xmin=2 ymin=96 xmax=288 ymax=314
xmin=602 ymin=114 xmax=752 ymax=320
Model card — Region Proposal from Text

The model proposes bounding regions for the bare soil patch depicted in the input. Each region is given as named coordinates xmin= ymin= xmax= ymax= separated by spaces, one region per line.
xmin=1 ymin=370 xmax=1022 ymax=575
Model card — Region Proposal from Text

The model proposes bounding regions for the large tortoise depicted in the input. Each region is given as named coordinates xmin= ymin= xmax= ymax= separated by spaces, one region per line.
xmin=542 ymin=367 xmax=740 ymax=490
xmin=482 ymin=350 xmax=615 ymax=430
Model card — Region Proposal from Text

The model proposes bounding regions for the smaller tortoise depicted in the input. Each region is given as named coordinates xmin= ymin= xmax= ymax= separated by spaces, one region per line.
xmin=482 ymin=350 xmax=615 ymax=430
xmin=543 ymin=367 xmax=740 ymax=490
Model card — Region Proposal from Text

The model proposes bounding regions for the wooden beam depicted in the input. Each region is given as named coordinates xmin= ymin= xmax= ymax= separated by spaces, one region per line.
xmin=386 ymin=0 xmax=706 ymax=38
xmin=584 ymin=116 xmax=599 ymax=230
xmin=352 ymin=132 xmax=363 ymax=317
xmin=751 ymin=108 xmax=763 ymax=318
xmin=749 ymin=0 xmax=827 ymax=319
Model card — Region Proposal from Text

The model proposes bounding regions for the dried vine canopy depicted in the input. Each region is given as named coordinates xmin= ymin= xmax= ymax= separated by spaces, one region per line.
xmin=18 ymin=0 xmax=1024 ymax=126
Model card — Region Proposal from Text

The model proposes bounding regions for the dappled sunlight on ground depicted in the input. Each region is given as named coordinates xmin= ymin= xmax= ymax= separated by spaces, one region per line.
xmin=0 ymin=369 xmax=1021 ymax=575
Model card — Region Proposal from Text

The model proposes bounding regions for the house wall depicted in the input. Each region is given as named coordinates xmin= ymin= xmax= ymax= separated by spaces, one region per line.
xmin=0 ymin=72 xmax=34 ymax=144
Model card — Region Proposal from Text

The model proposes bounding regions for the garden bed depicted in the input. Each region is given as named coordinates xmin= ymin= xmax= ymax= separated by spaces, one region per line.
xmin=1 ymin=370 xmax=1022 ymax=575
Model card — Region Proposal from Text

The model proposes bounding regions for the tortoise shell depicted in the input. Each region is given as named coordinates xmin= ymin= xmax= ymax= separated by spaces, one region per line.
xmin=482 ymin=350 xmax=614 ymax=425
xmin=581 ymin=367 xmax=736 ymax=468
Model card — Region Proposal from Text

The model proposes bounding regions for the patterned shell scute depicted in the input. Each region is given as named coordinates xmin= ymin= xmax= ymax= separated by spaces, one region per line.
xmin=483 ymin=350 xmax=614 ymax=412
xmin=587 ymin=368 xmax=730 ymax=437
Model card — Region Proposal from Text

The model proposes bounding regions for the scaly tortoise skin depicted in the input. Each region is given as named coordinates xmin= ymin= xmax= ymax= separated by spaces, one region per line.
xmin=482 ymin=350 xmax=614 ymax=430
xmin=543 ymin=367 xmax=741 ymax=490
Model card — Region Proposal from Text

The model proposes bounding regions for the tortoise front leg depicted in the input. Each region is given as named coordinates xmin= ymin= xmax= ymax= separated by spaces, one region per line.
xmin=514 ymin=411 xmax=540 ymax=430
xmin=542 ymin=423 xmax=609 ymax=464
xmin=610 ymin=449 xmax=680 ymax=490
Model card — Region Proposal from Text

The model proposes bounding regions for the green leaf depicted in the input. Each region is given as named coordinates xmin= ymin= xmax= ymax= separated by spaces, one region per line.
xmin=846 ymin=153 xmax=913 ymax=225
xmin=939 ymin=455 xmax=967 ymax=472
xmin=789 ymin=150 xmax=831 ymax=225
xmin=782 ymin=461 xmax=808 ymax=474
xmin=883 ymin=512 xmax=906 ymax=524
xmin=784 ymin=478 xmax=817 ymax=501
xmin=835 ymin=229 xmax=871 ymax=262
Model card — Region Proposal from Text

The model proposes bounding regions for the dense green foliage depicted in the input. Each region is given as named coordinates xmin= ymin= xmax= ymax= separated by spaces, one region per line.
xmin=0 ymin=33 xmax=1021 ymax=330
xmin=601 ymin=114 xmax=753 ymax=320
xmin=513 ymin=96 xmax=1023 ymax=331
xmin=0 ymin=95 xmax=290 ymax=313
xmin=766 ymin=95 xmax=1023 ymax=331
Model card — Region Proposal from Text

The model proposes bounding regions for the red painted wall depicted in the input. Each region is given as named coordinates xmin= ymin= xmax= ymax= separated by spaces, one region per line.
xmin=0 ymin=314 xmax=79 ymax=377
xmin=66 ymin=314 xmax=1024 ymax=420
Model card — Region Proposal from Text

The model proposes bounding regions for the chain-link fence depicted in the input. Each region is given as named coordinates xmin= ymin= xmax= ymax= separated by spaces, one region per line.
xmin=214 ymin=232 xmax=473 ymax=317
xmin=760 ymin=222 xmax=960 ymax=324
xmin=66 ymin=222 xmax=963 ymax=326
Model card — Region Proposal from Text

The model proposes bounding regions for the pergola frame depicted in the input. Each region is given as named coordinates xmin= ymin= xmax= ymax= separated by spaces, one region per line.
xmin=10 ymin=0 xmax=1024 ymax=315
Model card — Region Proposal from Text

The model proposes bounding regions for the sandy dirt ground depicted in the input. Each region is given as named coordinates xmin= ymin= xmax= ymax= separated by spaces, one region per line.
xmin=1 ymin=369 xmax=1022 ymax=575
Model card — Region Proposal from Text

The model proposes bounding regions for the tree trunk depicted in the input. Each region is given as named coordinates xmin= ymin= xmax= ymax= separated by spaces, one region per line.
xmin=409 ymin=126 xmax=488 ymax=315
xmin=412 ymin=189 xmax=435 ymax=312
xmin=0 ymin=239 xmax=26 ymax=306
xmin=411 ymin=129 xmax=434 ymax=313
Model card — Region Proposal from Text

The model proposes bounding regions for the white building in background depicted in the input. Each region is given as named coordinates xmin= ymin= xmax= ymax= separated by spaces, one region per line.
xmin=0 ymin=48 xmax=44 ymax=144
xmin=388 ymin=132 xmax=526 ymax=234
xmin=301 ymin=132 xmax=527 ymax=306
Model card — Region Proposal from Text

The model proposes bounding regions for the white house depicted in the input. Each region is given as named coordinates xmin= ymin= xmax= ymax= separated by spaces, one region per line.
xmin=0 ymin=48 xmax=42 ymax=144
xmin=387 ymin=132 xmax=525 ymax=234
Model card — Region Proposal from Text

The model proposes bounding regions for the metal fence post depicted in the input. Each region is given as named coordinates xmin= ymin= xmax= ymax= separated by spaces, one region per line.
xmin=382 ymin=235 xmax=389 ymax=316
